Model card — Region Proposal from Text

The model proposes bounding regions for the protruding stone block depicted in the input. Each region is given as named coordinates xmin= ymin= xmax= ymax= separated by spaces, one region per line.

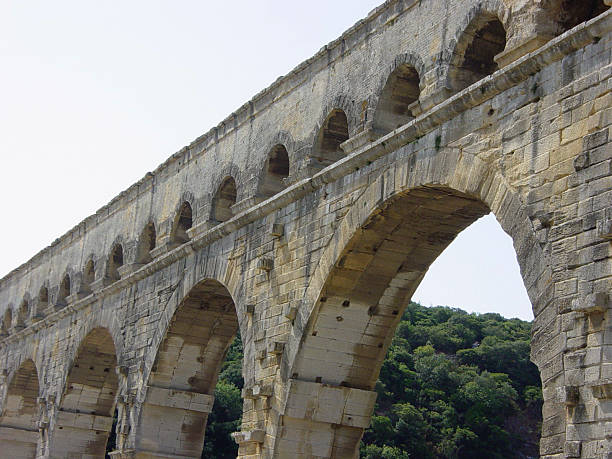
xmin=271 ymin=223 xmax=284 ymax=238
xmin=284 ymin=304 xmax=298 ymax=321
xmin=232 ymin=429 xmax=266 ymax=445
xmin=145 ymin=386 xmax=214 ymax=413
xmin=258 ymin=257 xmax=274 ymax=272
xmin=557 ymin=385 xmax=580 ymax=406
xmin=267 ymin=341 xmax=285 ymax=355
xmin=597 ymin=218 xmax=612 ymax=240
xmin=572 ymin=292 xmax=609 ymax=313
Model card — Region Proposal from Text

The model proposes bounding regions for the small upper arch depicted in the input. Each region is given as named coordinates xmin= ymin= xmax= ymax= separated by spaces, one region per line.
xmin=372 ymin=53 xmax=425 ymax=134
xmin=310 ymin=108 xmax=350 ymax=168
xmin=81 ymin=257 xmax=96 ymax=293
xmin=2 ymin=307 xmax=13 ymax=335
xmin=106 ymin=242 xmax=124 ymax=281
xmin=57 ymin=272 xmax=72 ymax=305
xmin=171 ymin=200 xmax=194 ymax=244
xmin=16 ymin=295 xmax=30 ymax=327
xmin=446 ymin=4 xmax=509 ymax=94
xmin=136 ymin=220 xmax=157 ymax=263
xmin=212 ymin=176 xmax=238 ymax=223
xmin=258 ymin=144 xmax=290 ymax=198
xmin=553 ymin=0 xmax=609 ymax=32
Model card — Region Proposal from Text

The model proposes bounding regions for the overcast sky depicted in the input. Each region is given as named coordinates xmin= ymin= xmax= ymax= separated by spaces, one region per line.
xmin=0 ymin=1 xmax=533 ymax=321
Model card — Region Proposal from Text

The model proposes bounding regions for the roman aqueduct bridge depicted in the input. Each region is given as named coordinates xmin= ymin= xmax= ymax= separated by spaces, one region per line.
xmin=0 ymin=0 xmax=611 ymax=457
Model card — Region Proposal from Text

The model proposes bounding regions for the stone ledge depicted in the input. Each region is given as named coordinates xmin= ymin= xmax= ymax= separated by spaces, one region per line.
xmin=145 ymin=386 xmax=214 ymax=413
xmin=55 ymin=410 xmax=113 ymax=432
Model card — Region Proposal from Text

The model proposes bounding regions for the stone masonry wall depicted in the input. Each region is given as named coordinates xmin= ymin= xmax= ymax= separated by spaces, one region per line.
xmin=0 ymin=1 xmax=610 ymax=458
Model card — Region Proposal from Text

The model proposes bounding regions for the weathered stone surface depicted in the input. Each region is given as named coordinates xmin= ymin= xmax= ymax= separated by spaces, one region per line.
xmin=0 ymin=1 xmax=611 ymax=458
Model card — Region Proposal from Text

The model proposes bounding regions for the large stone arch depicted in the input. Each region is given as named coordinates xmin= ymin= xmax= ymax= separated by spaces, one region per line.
xmin=49 ymin=326 xmax=119 ymax=458
xmin=0 ymin=358 xmax=41 ymax=458
xmin=127 ymin=275 xmax=243 ymax=458
xmin=270 ymin=147 xmax=552 ymax=458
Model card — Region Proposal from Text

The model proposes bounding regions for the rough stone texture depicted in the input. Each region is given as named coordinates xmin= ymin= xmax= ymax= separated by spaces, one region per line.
xmin=0 ymin=1 xmax=611 ymax=458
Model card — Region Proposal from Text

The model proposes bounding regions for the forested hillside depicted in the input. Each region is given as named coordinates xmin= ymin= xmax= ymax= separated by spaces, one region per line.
xmin=203 ymin=303 xmax=542 ymax=459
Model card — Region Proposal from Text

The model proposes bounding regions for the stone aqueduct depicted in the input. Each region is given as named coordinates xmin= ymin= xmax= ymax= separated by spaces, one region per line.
xmin=1 ymin=0 xmax=611 ymax=457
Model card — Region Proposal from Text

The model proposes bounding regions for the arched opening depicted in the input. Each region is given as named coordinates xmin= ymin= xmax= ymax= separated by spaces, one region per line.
xmin=259 ymin=144 xmax=290 ymax=198
xmin=50 ymin=327 xmax=118 ymax=458
xmin=280 ymin=186 xmax=542 ymax=458
xmin=136 ymin=222 xmax=157 ymax=264
xmin=135 ymin=279 xmax=241 ymax=458
xmin=373 ymin=64 xmax=421 ymax=134
xmin=58 ymin=274 xmax=71 ymax=305
xmin=15 ymin=300 xmax=28 ymax=328
xmin=106 ymin=245 xmax=124 ymax=281
xmin=2 ymin=309 xmax=12 ymax=335
xmin=82 ymin=260 xmax=95 ymax=293
xmin=449 ymin=15 xmax=507 ymax=94
xmin=171 ymin=202 xmax=193 ymax=244
xmin=38 ymin=286 xmax=49 ymax=313
xmin=555 ymin=0 xmax=609 ymax=32
xmin=311 ymin=109 xmax=350 ymax=168
xmin=212 ymin=178 xmax=237 ymax=223
xmin=0 ymin=359 xmax=40 ymax=458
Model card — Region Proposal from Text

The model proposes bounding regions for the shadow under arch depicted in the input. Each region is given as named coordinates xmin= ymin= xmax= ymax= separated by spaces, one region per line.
xmin=0 ymin=359 xmax=40 ymax=458
xmin=274 ymin=155 xmax=550 ymax=456
xmin=134 ymin=278 xmax=241 ymax=458
xmin=50 ymin=327 xmax=118 ymax=458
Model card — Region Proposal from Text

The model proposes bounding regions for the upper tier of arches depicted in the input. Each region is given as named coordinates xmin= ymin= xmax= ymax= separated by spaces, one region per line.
xmin=0 ymin=0 xmax=608 ymax=333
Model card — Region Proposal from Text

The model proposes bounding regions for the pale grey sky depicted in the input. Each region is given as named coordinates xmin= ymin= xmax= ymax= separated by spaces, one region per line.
xmin=0 ymin=1 xmax=533 ymax=320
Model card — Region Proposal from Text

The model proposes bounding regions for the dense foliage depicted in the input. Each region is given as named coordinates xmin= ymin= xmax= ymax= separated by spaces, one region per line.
xmin=361 ymin=302 xmax=541 ymax=459
xmin=202 ymin=303 xmax=542 ymax=459
xmin=202 ymin=335 xmax=244 ymax=459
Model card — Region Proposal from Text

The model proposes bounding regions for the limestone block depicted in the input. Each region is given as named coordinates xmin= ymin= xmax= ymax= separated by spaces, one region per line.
xmin=232 ymin=429 xmax=265 ymax=445
xmin=145 ymin=386 xmax=214 ymax=413
xmin=284 ymin=379 xmax=377 ymax=429
xmin=572 ymin=292 xmax=610 ymax=313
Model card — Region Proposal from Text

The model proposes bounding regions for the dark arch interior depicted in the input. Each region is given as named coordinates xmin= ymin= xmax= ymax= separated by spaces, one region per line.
xmin=39 ymin=286 xmax=49 ymax=305
xmin=137 ymin=222 xmax=157 ymax=263
xmin=260 ymin=144 xmax=290 ymax=198
xmin=3 ymin=309 xmax=12 ymax=333
xmin=373 ymin=64 xmax=421 ymax=134
xmin=16 ymin=300 xmax=28 ymax=326
xmin=83 ymin=260 xmax=95 ymax=292
xmin=0 ymin=359 xmax=40 ymax=457
xmin=311 ymin=109 xmax=350 ymax=168
xmin=138 ymin=279 xmax=240 ymax=457
xmin=51 ymin=328 xmax=118 ymax=458
xmin=172 ymin=202 xmax=193 ymax=244
xmin=451 ymin=17 xmax=507 ymax=93
xmin=556 ymin=0 xmax=609 ymax=31
xmin=58 ymin=274 xmax=71 ymax=304
xmin=213 ymin=178 xmax=237 ymax=223
xmin=81 ymin=260 xmax=96 ymax=293
xmin=107 ymin=245 xmax=124 ymax=281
